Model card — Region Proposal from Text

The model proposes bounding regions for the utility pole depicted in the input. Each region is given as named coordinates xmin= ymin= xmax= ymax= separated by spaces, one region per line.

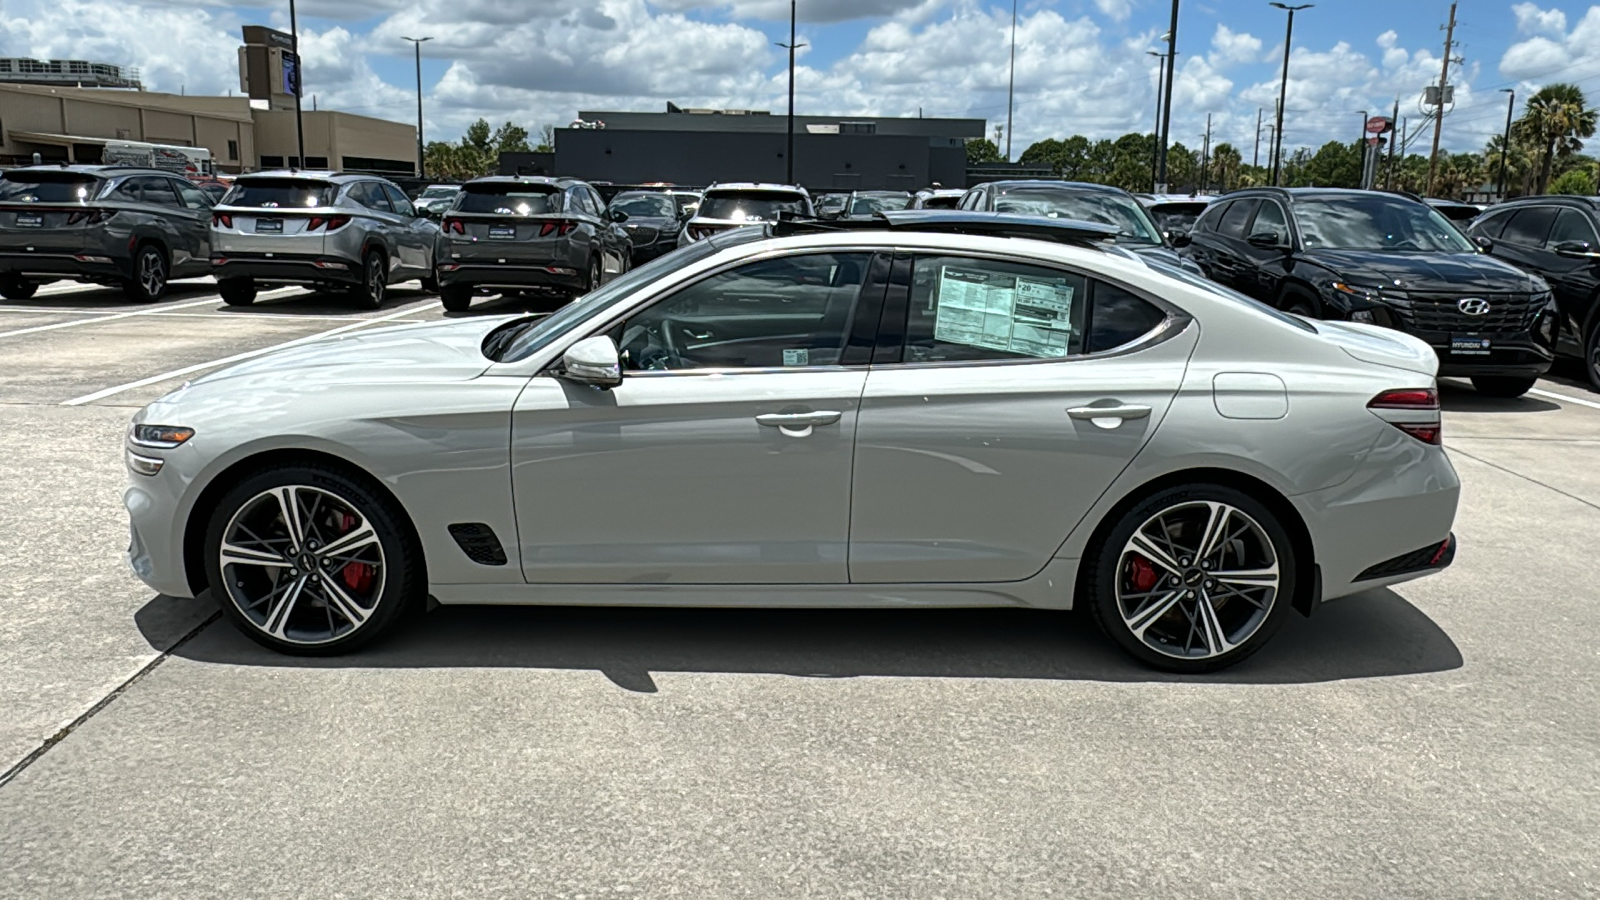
xmin=1200 ymin=114 xmax=1212 ymax=193
xmin=1253 ymin=107 xmax=1263 ymax=168
xmin=1006 ymin=0 xmax=1018 ymax=161
xmin=289 ymin=0 xmax=305 ymax=168
xmin=1498 ymin=88 xmax=1516 ymax=199
xmin=402 ymin=36 xmax=433 ymax=178
xmin=1149 ymin=50 xmax=1166 ymax=191
xmin=1385 ymin=97 xmax=1399 ymax=189
xmin=1270 ymin=3 xmax=1313 ymax=188
xmin=1156 ymin=0 xmax=1180 ymax=191
xmin=1425 ymin=1 xmax=1457 ymax=197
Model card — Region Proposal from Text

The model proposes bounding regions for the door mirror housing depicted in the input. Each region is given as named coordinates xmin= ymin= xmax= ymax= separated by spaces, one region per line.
xmin=559 ymin=336 xmax=623 ymax=389
xmin=1553 ymin=240 xmax=1600 ymax=259
xmin=1472 ymin=235 xmax=1494 ymax=253
xmin=608 ymin=208 xmax=629 ymax=223
xmin=1247 ymin=231 xmax=1287 ymax=249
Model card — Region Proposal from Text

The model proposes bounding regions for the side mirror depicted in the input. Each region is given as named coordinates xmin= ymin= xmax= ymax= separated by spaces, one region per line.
xmin=1473 ymin=235 xmax=1494 ymax=253
xmin=560 ymin=335 xmax=622 ymax=389
xmin=608 ymin=208 xmax=629 ymax=223
xmin=1553 ymin=240 xmax=1600 ymax=259
xmin=1247 ymin=231 xmax=1287 ymax=249
xmin=1170 ymin=232 xmax=1193 ymax=248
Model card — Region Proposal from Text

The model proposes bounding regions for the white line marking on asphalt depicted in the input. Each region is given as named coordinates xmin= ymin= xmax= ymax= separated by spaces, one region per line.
xmin=0 ymin=307 xmax=107 ymax=316
xmin=1529 ymin=387 xmax=1600 ymax=411
xmin=0 ymin=296 xmax=225 ymax=339
xmin=60 ymin=300 xmax=443 ymax=406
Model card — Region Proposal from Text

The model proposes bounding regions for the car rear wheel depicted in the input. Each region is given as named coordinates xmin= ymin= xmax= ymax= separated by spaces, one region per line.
xmin=440 ymin=285 xmax=473 ymax=312
xmin=1470 ymin=375 xmax=1537 ymax=398
xmin=1587 ymin=323 xmax=1600 ymax=391
xmin=1084 ymin=484 xmax=1296 ymax=673
xmin=219 ymin=279 xmax=257 ymax=307
xmin=122 ymin=244 xmax=168 ymax=303
xmin=352 ymin=251 xmax=385 ymax=310
xmin=0 ymin=274 xmax=37 ymax=300
xmin=204 ymin=464 xmax=422 ymax=655
xmin=580 ymin=257 xmax=601 ymax=298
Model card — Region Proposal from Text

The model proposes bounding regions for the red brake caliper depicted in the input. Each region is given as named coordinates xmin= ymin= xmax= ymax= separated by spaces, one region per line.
xmin=1126 ymin=555 xmax=1159 ymax=593
xmin=338 ymin=512 xmax=375 ymax=593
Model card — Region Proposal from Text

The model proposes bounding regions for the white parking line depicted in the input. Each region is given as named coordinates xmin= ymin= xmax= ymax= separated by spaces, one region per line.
xmin=61 ymin=300 xmax=443 ymax=407
xmin=1529 ymin=387 xmax=1600 ymax=412
xmin=0 ymin=296 xmax=227 ymax=339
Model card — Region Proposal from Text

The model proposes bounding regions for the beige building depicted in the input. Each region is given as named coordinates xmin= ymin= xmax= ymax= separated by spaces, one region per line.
xmin=0 ymin=30 xmax=415 ymax=175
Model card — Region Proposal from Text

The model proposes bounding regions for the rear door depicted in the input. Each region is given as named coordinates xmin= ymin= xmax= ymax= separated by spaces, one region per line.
xmin=848 ymin=253 xmax=1193 ymax=584
xmin=1206 ymin=199 xmax=1260 ymax=292
xmin=380 ymin=183 xmax=432 ymax=274
xmin=1539 ymin=207 xmax=1600 ymax=356
xmin=1232 ymin=197 xmax=1291 ymax=302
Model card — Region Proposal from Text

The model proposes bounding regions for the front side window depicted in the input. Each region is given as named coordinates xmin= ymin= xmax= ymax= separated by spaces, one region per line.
xmin=903 ymin=256 xmax=1089 ymax=363
xmin=1546 ymin=208 xmax=1597 ymax=248
xmin=1216 ymin=200 xmax=1258 ymax=238
xmin=1251 ymin=201 xmax=1288 ymax=239
xmin=135 ymin=177 xmax=181 ymax=207
xmin=173 ymin=179 xmax=211 ymax=210
xmin=1292 ymin=195 xmax=1476 ymax=252
xmin=381 ymin=184 xmax=416 ymax=217
xmin=990 ymin=187 xmax=1163 ymax=245
xmin=615 ymin=252 xmax=872 ymax=371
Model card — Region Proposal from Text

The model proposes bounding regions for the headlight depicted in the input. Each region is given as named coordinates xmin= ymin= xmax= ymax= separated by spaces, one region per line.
xmin=1328 ymin=282 xmax=1385 ymax=304
xmin=129 ymin=424 xmax=195 ymax=449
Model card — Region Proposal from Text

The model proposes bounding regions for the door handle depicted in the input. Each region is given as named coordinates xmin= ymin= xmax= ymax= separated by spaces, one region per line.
xmin=756 ymin=411 xmax=842 ymax=427
xmin=1067 ymin=404 xmax=1152 ymax=421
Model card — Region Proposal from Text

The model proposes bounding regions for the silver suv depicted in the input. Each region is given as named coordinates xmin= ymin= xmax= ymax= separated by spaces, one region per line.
xmin=210 ymin=171 xmax=440 ymax=308
xmin=677 ymin=183 xmax=812 ymax=248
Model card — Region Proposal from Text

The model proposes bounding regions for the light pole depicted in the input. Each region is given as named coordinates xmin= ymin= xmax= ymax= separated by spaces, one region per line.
xmin=1148 ymin=50 xmax=1166 ymax=191
xmin=1498 ymin=88 xmax=1515 ymax=199
xmin=774 ymin=0 xmax=806 ymax=184
xmin=1357 ymin=110 xmax=1367 ymax=146
xmin=1269 ymin=2 xmax=1312 ymax=187
xmin=1156 ymin=2 xmax=1180 ymax=191
xmin=289 ymin=0 xmax=305 ymax=168
xmin=1005 ymin=0 xmax=1018 ymax=161
xmin=402 ymin=36 xmax=432 ymax=178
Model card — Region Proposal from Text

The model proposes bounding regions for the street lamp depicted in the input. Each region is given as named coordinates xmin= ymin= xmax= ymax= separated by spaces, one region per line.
xmin=402 ymin=36 xmax=432 ymax=179
xmin=1148 ymin=50 xmax=1166 ymax=191
xmin=1269 ymin=2 xmax=1312 ymax=187
xmin=1156 ymin=2 xmax=1180 ymax=191
xmin=774 ymin=0 xmax=807 ymax=185
xmin=1005 ymin=0 xmax=1018 ymax=162
xmin=1357 ymin=110 xmax=1367 ymax=146
xmin=1498 ymin=88 xmax=1515 ymax=199
xmin=289 ymin=0 xmax=305 ymax=168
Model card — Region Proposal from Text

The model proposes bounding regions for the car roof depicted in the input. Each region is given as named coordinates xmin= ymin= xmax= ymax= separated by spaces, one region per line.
xmin=851 ymin=190 xmax=912 ymax=197
xmin=236 ymin=170 xmax=387 ymax=184
xmin=3 ymin=164 xmax=179 ymax=178
xmin=705 ymin=182 xmax=808 ymax=194
xmin=464 ymin=175 xmax=579 ymax=187
xmin=773 ymin=210 xmax=1121 ymax=248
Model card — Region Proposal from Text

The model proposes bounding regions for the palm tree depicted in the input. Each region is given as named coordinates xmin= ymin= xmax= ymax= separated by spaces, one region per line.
xmin=1515 ymin=83 xmax=1598 ymax=193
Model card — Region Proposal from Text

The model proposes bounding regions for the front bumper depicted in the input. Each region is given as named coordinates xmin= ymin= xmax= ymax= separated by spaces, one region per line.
xmin=211 ymin=253 xmax=361 ymax=286
xmin=123 ymin=462 xmax=194 ymax=599
xmin=436 ymin=262 xmax=585 ymax=291
xmin=0 ymin=250 xmax=129 ymax=283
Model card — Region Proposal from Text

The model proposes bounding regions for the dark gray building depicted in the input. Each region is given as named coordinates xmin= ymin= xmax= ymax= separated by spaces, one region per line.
xmin=576 ymin=104 xmax=984 ymax=140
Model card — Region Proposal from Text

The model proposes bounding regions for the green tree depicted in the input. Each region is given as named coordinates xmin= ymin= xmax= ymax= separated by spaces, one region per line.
xmin=1515 ymin=83 xmax=1598 ymax=193
xmin=1019 ymin=138 xmax=1063 ymax=172
xmin=492 ymin=122 xmax=531 ymax=154
xmin=1057 ymin=135 xmax=1092 ymax=180
xmin=1165 ymin=142 xmax=1198 ymax=191
xmin=1211 ymin=143 xmax=1242 ymax=191
xmin=966 ymin=138 xmax=1003 ymax=164
xmin=1549 ymin=167 xmax=1597 ymax=195
xmin=535 ymin=124 xmax=557 ymax=153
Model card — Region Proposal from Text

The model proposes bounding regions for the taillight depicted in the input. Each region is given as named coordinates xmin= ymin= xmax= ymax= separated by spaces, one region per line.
xmin=1369 ymin=388 xmax=1442 ymax=445
xmin=68 ymin=209 xmax=109 ymax=225
xmin=539 ymin=220 xmax=578 ymax=237
xmin=212 ymin=213 xmax=233 ymax=229
xmin=307 ymin=215 xmax=351 ymax=231
xmin=443 ymin=218 xmax=465 ymax=234
xmin=560 ymin=221 xmax=577 ymax=235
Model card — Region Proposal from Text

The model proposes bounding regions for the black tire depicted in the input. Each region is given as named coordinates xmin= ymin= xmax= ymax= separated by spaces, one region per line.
xmin=577 ymin=256 xmax=601 ymax=299
xmin=0 ymin=274 xmax=37 ymax=300
xmin=219 ymin=279 xmax=257 ymax=307
xmin=420 ymin=275 xmax=441 ymax=294
xmin=121 ymin=243 xmax=169 ymax=303
xmin=1083 ymin=483 xmax=1298 ymax=673
xmin=1281 ymin=290 xmax=1318 ymax=318
xmin=1587 ymin=322 xmax=1600 ymax=391
xmin=440 ymin=284 xmax=473 ymax=312
xmin=1470 ymin=375 xmax=1538 ymax=398
xmin=203 ymin=462 xmax=423 ymax=656
xmin=352 ymin=250 xmax=386 ymax=310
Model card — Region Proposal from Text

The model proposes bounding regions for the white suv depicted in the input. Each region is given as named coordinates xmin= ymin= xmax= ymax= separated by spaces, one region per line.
xmin=677 ymin=183 xmax=812 ymax=248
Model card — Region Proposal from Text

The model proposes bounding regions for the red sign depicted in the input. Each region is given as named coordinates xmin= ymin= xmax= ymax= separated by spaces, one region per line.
xmin=1366 ymin=116 xmax=1393 ymax=135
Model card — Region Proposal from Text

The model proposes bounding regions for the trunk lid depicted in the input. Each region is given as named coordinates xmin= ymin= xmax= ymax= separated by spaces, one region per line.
xmin=1316 ymin=320 xmax=1440 ymax=376
xmin=213 ymin=178 xmax=340 ymax=256
xmin=444 ymin=183 xmax=574 ymax=264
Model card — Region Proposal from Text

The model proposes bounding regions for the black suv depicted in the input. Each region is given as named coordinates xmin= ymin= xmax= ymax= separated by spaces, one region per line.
xmin=1181 ymin=188 xmax=1558 ymax=397
xmin=1468 ymin=196 xmax=1600 ymax=388
xmin=0 ymin=164 xmax=214 ymax=302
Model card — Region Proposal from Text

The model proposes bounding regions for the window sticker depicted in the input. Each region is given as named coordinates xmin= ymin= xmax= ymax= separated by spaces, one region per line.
xmin=782 ymin=348 xmax=810 ymax=366
xmin=932 ymin=266 xmax=1074 ymax=358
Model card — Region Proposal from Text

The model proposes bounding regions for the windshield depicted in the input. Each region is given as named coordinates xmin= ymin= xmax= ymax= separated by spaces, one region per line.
xmin=849 ymin=193 xmax=910 ymax=215
xmin=698 ymin=192 xmax=807 ymax=221
xmin=992 ymin=187 xmax=1162 ymax=244
xmin=610 ymin=194 xmax=676 ymax=218
xmin=1293 ymin=195 xmax=1475 ymax=252
xmin=223 ymin=179 xmax=337 ymax=208
xmin=919 ymin=195 xmax=961 ymax=209
xmin=0 ymin=172 xmax=102 ymax=203
xmin=457 ymin=185 xmax=563 ymax=215
xmin=499 ymin=230 xmax=767 ymax=363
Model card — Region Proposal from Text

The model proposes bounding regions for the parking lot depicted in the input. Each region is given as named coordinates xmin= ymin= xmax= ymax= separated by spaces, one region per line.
xmin=1 ymin=276 xmax=1598 ymax=898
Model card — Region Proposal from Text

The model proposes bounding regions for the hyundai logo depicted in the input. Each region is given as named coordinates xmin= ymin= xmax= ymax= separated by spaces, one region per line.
xmin=1458 ymin=298 xmax=1491 ymax=316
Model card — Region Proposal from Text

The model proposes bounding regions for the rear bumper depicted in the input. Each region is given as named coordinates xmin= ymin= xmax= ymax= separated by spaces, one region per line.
xmin=211 ymin=253 xmax=360 ymax=286
xmin=0 ymin=251 xmax=128 ymax=282
xmin=436 ymin=263 xmax=584 ymax=291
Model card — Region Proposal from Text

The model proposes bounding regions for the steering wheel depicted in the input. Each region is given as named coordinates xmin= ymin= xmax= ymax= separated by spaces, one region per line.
xmin=657 ymin=318 xmax=684 ymax=369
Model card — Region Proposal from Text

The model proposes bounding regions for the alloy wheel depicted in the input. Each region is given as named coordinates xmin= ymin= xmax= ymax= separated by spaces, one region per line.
xmin=218 ymin=485 xmax=386 ymax=646
xmin=367 ymin=256 xmax=385 ymax=305
xmin=1115 ymin=500 xmax=1279 ymax=660
xmin=140 ymin=249 xmax=166 ymax=298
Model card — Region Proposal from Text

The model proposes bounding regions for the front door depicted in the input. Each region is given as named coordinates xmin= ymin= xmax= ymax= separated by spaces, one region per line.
xmin=849 ymin=254 xmax=1193 ymax=584
xmin=511 ymin=250 xmax=881 ymax=583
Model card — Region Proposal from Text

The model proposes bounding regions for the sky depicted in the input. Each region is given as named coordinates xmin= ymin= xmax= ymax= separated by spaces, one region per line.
xmin=3 ymin=0 xmax=1600 ymax=160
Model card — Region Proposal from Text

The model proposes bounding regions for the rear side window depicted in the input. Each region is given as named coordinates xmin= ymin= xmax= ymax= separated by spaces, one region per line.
xmin=135 ymin=177 xmax=181 ymax=207
xmin=381 ymin=184 xmax=415 ymax=217
xmin=457 ymin=184 xmax=564 ymax=215
xmin=1500 ymin=207 xmax=1557 ymax=247
xmin=0 ymin=173 xmax=101 ymax=203
xmin=1194 ymin=200 xmax=1230 ymax=233
xmin=1217 ymin=200 xmax=1259 ymax=238
xmin=223 ymin=179 xmax=337 ymax=208
xmin=1088 ymin=282 xmax=1168 ymax=353
xmin=903 ymin=256 xmax=1089 ymax=363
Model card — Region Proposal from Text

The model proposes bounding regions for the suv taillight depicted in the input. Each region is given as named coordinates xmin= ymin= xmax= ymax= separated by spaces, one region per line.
xmin=67 ymin=209 xmax=110 ymax=225
xmin=212 ymin=213 xmax=233 ymax=229
xmin=1368 ymin=388 xmax=1441 ymax=445
xmin=538 ymin=220 xmax=578 ymax=237
xmin=307 ymin=215 xmax=350 ymax=231
xmin=443 ymin=218 xmax=466 ymax=234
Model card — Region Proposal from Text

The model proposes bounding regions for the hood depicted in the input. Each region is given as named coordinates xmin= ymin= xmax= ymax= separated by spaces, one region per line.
xmin=623 ymin=215 xmax=680 ymax=230
xmin=190 ymin=316 xmax=501 ymax=389
xmin=1315 ymin=319 xmax=1438 ymax=376
xmin=1297 ymin=249 xmax=1540 ymax=294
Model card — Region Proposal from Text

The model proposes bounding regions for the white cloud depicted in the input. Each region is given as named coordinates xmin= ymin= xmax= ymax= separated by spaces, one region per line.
xmin=1512 ymin=2 xmax=1567 ymax=37
xmin=1094 ymin=0 xmax=1132 ymax=24
xmin=648 ymin=0 xmax=936 ymax=24
xmin=1210 ymin=24 xmax=1262 ymax=66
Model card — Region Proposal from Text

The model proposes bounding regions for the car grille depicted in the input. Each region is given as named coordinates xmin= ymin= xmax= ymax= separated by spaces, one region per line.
xmin=1391 ymin=293 xmax=1541 ymax=335
xmin=625 ymin=225 xmax=660 ymax=245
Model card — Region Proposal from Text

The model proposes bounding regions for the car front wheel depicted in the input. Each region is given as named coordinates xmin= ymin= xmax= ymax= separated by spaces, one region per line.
xmin=1470 ymin=375 xmax=1538 ymax=398
xmin=1587 ymin=323 xmax=1600 ymax=391
xmin=204 ymin=464 xmax=422 ymax=655
xmin=1085 ymin=484 xmax=1296 ymax=673
xmin=0 ymin=274 xmax=37 ymax=300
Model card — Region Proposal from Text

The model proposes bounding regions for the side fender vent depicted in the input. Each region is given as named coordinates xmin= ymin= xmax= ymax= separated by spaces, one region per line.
xmin=447 ymin=523 xmax=508 ymax=566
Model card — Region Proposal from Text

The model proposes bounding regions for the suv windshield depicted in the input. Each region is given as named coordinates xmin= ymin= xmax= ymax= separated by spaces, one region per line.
xmin=0 ymin=172 xmax=102 ymax=203
xmin=457 ymin=184 xmax=564 ymax=215
xmin=1293 ymin=195 xmax=1475 ymax=252
xmin=610 ymin=194 xmax=676 ymax=218
xmin=849 ymin=193 xmax=910 ymax=215
xmin=698 ymin=191 xmax=807 ymax=221
xmin=223 ymin=179 xmax=337 ymax=208
xmin=992 ymin=187 xmax=1163 ymax=245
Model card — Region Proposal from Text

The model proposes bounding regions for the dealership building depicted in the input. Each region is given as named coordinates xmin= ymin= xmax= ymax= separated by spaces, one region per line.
xmin=0 ymin=27 xmax=415 ymax=175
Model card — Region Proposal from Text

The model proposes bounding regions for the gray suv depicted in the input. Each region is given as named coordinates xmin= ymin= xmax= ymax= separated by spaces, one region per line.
xmin=0 ymin=165 xmax=215 ymax=302
xmin=210 ymin=171 xmax=440 ymax=308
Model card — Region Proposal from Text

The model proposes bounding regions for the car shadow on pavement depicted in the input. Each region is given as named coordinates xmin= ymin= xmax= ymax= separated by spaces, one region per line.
xmin=1438 ymin=380 xmax=1560 ymax=413
xmin=139 ymin=587 xmax=1462 ymax=691
xmin=236 ymin=286 xmax=439 ymax=315
xmin=0 ymin=281 xmax=224 ymax=309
